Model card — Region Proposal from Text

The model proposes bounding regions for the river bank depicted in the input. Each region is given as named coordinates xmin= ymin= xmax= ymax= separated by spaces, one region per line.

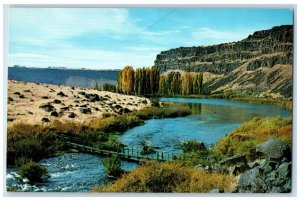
xmin=6 ymin=90 xmax=292 ymax=192
xmin=151 ymin=92 xmax=292 ymax=112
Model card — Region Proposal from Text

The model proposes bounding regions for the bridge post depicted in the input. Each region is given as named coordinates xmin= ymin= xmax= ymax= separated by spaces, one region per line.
xmin=156 ymin=152 xmax=159 ymax=160
xmin=161 ymin=152 xmax=164 ymax=160
xmin=131 ymin=148 xmax=134 ymax=156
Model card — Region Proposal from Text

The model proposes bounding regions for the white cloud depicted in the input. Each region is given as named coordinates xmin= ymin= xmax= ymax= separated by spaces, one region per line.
xmin=191 ymin=27 xmax=250 ymax=45
xmin=8 ymin=8 xmax=174 ymax=69
xmin=9 ymin=8 xmax=140 ymax=45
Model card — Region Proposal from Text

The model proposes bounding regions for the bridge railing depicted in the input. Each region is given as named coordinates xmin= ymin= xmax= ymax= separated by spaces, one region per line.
xmin=55 ymin=133 xmax=183 ymax=162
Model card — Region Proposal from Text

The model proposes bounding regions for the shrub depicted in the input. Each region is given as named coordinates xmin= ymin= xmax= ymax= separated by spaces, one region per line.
xmin=103 ymin=135 xmax=124 ymax=152
xmin=180 ymin=140 xmax=206 ymax=153
xmin=7 ymin=130 xmax=61 ymax=166
xmin=102 ymin=157 xmax=124 ymax=178
xmin=94 ymin=162 xmax=235 ymax=192
xmin=133 ymin=106 xmax=191 ymax=120
xmin=90 ymin=114 xmax=143 ymax=133
xmin=140 ymin=141 xmax=156 ymax=155
xmin=15 ymin=156 xmax=31 ymax=168
xmin=17 ymin=161 xmax=49 ymax=183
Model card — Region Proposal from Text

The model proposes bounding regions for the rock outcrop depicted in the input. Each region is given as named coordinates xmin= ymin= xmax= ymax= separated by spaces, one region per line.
xmin=154 ymin=25 xmax=293 ymax=98
xmin=235 ymin=138 xmax=292 ymax=193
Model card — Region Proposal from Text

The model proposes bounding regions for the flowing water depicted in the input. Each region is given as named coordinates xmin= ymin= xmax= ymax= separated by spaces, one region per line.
xmin=6 ymin=98 xmax=290 ymax=192
xmin=6 ymin=153 xmax=138 ymax=192
xmin=119 ymin=98 xmax=291 ymax=153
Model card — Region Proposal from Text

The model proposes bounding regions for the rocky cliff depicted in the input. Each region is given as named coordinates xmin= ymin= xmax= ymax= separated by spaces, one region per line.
xmin=154 ymin=25 xmax=293 ymax=98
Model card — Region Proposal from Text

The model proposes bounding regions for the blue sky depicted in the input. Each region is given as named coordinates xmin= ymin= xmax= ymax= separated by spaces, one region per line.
xmin=8 ymin=8 xmax=293 ymax=69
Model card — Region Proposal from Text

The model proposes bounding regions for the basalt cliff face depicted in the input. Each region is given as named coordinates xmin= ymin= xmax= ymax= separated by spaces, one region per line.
xmin=154 ymin=25 xmax=293 ymax=98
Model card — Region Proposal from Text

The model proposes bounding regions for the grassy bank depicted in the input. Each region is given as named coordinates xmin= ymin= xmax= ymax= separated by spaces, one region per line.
xmin=92 ymin=162 xmax=235 ymax=193
xmin=7 ymin=105 xmax=192 ymax=166
xmin=213 ymin=115 xmax=292 ymax=161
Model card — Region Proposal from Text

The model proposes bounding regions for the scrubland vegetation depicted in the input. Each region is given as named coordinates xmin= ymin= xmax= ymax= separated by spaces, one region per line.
xmin=93 ymin=162 xmax=235 ymax=193
xmin=214 ymin=115 xmax=292 ymax=161
xmin=7 ymin=105 xmax=191 ymax=168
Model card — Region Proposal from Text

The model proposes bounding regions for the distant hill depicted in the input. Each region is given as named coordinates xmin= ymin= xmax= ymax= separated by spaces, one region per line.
xmin=154 ymin=25 xmax=293 ymax=98
xmin=8 ymin=67 xmax=119 ymax=88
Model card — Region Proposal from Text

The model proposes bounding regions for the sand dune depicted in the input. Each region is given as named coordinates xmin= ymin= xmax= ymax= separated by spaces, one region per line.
xmin=7 ymin=80 xmax=151 ymax=127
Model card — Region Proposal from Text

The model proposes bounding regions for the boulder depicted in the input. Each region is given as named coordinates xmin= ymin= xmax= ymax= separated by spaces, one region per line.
xmin=258 ymin=159 xmax=278 ymax=175
xmin=276 ymin=162 xmax=291 ymax=180
xmin=78 ymin=91 xmax=86 ymax=96
xmin=39 ymin=103 xmax=55 ymax=112
xmin=256 ymin=138 xmax=290 ymax=160
xmin=41 ymin=117 xmax=50 ymax=123
xmin=60 ymin=106 xmax=70 ymax=112
xmin=237 ymin=166 xmax=268 ymax=193
xmin=52 ymin=99 xmax=62 ymax=104
xmin=220 ymin=154 xmax=247 ymax=166
xmin=85 ymin=93 xmax=100 ymax=102
xmin=50 ymin=111 xmax=59 ymax=117
xmin=122 ymin=108 xmax=131 ymax=114
xmin=68 ymin=112 xmax=76 ymax=118
xmin=57 ymin=91 xmax=67 ymax=97
xmin=229 ymin=163 xmax=250 ymax=175
xmin=80 ymin=107 xmax=91 ymax=114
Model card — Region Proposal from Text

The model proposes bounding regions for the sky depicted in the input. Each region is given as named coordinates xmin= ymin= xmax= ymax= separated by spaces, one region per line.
xmin=8 ymin=8 xmax=293 ymax=69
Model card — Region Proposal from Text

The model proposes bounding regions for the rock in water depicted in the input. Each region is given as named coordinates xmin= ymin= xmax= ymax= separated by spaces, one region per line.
xmin=256 ymin=138 xmax=290 ymax=160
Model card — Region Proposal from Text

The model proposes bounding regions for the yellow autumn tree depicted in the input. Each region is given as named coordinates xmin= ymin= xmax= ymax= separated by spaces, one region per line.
xmin=119 ymin=66 xmax=134 ymax=95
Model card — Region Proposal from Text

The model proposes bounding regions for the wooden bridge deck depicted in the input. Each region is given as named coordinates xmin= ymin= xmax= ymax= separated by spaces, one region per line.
xmin=57 ymin=134 xmax=181 ymax=163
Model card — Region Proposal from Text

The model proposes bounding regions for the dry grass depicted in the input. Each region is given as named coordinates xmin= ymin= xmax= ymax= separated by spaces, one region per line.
xmin=7 ymin=80 xmax=150 ymax=127
xmin=93 ymin=162 xmax=235 ymax=193
xmin=213 ymin=116 xmax=292 ymax=160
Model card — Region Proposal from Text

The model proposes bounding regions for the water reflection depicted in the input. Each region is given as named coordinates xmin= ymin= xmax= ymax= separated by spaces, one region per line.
xmin=119 ymin=98 xmax=290 ymax=153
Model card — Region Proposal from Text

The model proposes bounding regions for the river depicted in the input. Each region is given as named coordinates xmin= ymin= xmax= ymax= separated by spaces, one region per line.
xmin=6 ymin=98 xmax=291 ymax=192
xmin=119 ymin=97 xmax=290 ymax=152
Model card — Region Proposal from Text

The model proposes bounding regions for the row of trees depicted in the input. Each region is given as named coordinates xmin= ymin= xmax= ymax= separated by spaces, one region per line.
xmin=158 ymin=71 xmax=203 ymax=95
xmin=117 ymin=66 xmax=203 ymax=96
xmin=118 ymin=66 xmax=160 ymax=95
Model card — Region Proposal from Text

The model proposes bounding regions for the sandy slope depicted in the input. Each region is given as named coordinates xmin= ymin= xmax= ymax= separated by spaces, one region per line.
xmin=7 ymin=80 xmax=151 ymax=127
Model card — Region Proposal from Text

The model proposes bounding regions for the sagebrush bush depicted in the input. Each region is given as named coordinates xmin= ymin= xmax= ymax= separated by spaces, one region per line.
xmin=102 ymin=157 xmax=124 ymax=178
xmin=180 ymin=140 xmax=206 ymax=153
xmin=103 ymin=136 xmax=124 ymax=152
xmin=94 ymin=162 xmax=235 ymax=192
xmin=17 ymin=161 xmax=49 ymax=183
xmin=140 ymin=141 xmax=156 ymax=155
